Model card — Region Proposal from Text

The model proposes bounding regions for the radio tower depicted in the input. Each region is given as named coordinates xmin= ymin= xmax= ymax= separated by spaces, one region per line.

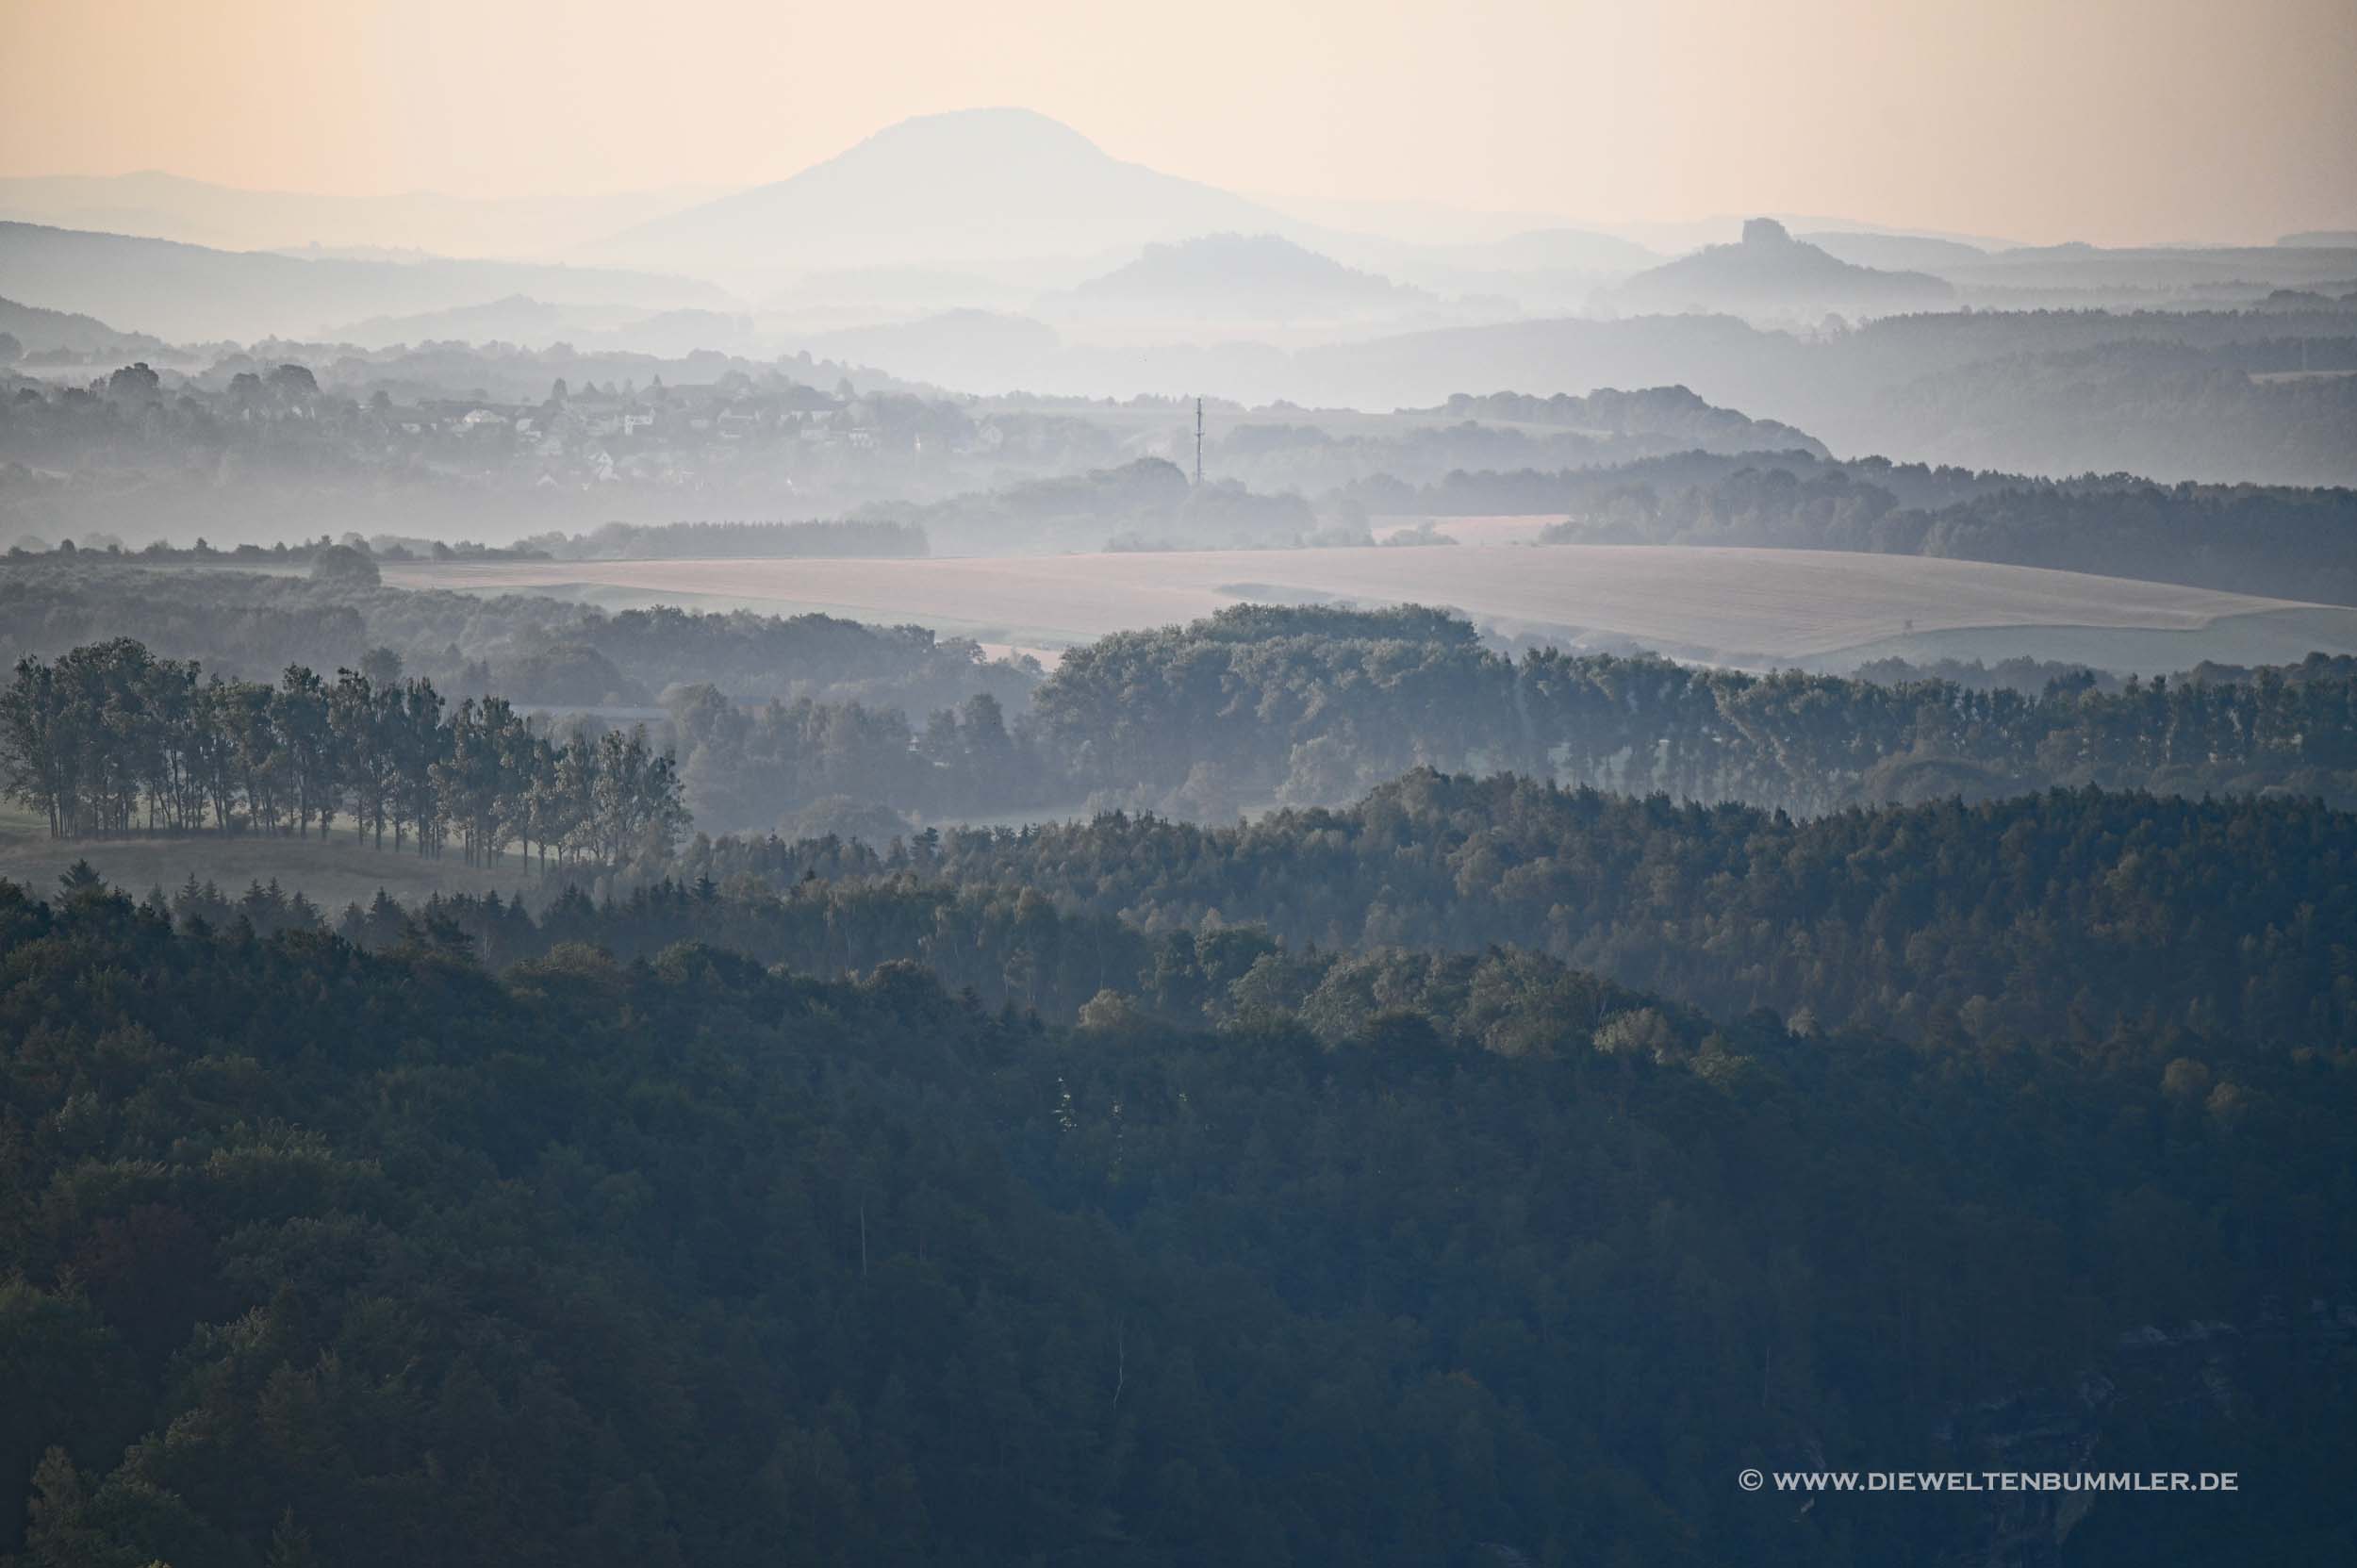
xmin=1193 ymin=396 xmax=1203 ymax=487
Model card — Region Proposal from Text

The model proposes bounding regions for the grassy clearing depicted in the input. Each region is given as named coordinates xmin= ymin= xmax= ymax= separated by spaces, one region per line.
xmin=0 ymin=823 xmax=551 ymax=913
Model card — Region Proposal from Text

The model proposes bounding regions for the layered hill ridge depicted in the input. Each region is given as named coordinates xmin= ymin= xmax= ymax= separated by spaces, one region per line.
xmin=0 ymin=222 xmax=727 ymax=343
xmin=1059 ymin=233 xmax=1430 ymax=318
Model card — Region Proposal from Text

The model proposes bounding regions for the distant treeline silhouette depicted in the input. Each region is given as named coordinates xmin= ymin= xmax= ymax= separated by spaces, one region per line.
xmin=1330 ymin=453 xmax=2357 ymax=604
xmin=528 ymin=518 xmax=931 ymax=560
xmin=0 ymin=560 xmax=1030 ymax=712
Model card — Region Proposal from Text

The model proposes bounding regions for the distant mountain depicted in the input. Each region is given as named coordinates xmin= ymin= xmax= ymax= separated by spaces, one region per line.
xmin=1058 ymin=234 xmax=1428 ymax=320
xmin=0 ymin=222 xmax=730 ymax=342
xmin=1616 ymin=219 xmax=1953 ymax=318
xmin=1799 ymin=231 xmax=1987 ymax=272
xmin=0 ymin=294 xmax=170 ymax=359
xmin=589 ymin=107 xmax=1294 ymax=280
xmin=0 ymin=171 xmax=732 ymax=258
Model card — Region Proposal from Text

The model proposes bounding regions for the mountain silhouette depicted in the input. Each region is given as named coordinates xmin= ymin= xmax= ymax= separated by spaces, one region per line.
xmin=592 ymin=107 xmax=1292 ymax=276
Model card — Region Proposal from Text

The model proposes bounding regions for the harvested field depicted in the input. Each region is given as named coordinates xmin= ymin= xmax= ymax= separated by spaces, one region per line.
xmin=385 ymin=542 xmax=2357 ymax=669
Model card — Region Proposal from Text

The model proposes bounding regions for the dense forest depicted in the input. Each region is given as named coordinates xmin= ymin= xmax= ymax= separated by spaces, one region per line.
xmin=1 ymin=640 xmax=684 ymax=866
xmin=2 ymin=869 xmax=2350 ymax=1566
xmin=676 ymin=773 xmax=2357 ymax=1050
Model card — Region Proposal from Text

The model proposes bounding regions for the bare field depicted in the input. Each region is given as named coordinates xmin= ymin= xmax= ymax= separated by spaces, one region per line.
xmin=387 ymin=543 xmax=2357 ymax=669
xmin=1377 ymin=515 xmax=1569 ymax=546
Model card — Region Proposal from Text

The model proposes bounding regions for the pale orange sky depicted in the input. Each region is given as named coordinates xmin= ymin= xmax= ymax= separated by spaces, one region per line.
xmin=2 ymin=0 xmax=2351 ymax=243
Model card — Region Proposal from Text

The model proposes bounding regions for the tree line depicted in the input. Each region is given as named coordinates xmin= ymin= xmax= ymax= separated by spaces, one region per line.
xmin=0 ymin=638 xmax=685 ymax=867
xmin=18 ymin=606 xmax=2357 ymax=861
xmin=1030 ymin=604 xmax=2357 ymax=816
xmin=664 ymin=603 xmax=2357 ymax=833
xmin=17 ymin=576 xmax=2355 ymax=843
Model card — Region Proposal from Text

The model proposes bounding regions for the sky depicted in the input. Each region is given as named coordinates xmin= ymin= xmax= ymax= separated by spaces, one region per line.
xmin=3 ymin=0 xmax=2352 ymax=244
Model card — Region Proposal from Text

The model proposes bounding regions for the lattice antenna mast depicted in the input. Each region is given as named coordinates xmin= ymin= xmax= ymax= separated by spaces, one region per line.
xmin=1194 ymin=396 xmax=1203 ymax=487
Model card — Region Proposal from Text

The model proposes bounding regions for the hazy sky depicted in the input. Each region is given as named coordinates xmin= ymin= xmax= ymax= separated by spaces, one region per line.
xmin=4 ymin=0 xmax=2351 ymax=243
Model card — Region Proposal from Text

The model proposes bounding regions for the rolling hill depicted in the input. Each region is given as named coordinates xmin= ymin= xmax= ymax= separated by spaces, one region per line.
xmin=0 ymin=170 xmax=731 ymax=258
xmin=0 ymin=294 xmax=170 ymax=359
xmin=1617 ymin=217 xmax=1953 ymax=318
xmin=1411 ymin=385 xmax=1826 ymax=454
xmin=1055 ymin=233 xmax=1431 ymax=321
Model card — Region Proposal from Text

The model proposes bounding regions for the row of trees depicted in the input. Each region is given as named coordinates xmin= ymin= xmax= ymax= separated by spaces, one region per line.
xmin=1023 ymin=605 xmax=2357 ymax=817
xmin=668 ymin=685 xmax=1046 ymax=833
xmin=17 ymin=598 xmax=2357 ymax=850
xmin=657 ymin=603 xmax=2357 ymax=833
xmin=0 ymin=639 xmax=685 ymax=866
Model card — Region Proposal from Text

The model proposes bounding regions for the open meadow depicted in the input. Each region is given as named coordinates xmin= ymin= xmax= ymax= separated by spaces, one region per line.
xmin=0 ymin=802 xmax=554 ymax=911
xmin=387 ymin=541 xmax=2357 ymax=671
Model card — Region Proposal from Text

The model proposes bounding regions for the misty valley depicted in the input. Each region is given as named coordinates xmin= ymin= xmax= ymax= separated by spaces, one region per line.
xmin=3 ymin=15 xmax=2356 ymax=1568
